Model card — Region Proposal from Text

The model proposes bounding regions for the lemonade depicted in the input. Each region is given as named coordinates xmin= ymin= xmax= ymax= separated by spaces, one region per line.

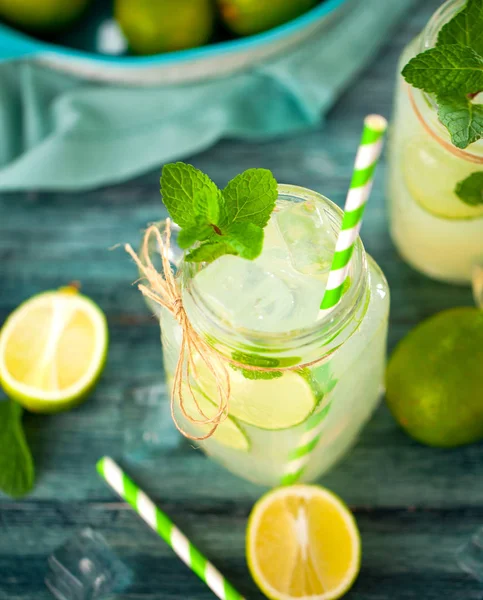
xmin=387 ymin=0 xmax=483 ymax=285
xmin=152 ymin=185 xmax=389 ymax=487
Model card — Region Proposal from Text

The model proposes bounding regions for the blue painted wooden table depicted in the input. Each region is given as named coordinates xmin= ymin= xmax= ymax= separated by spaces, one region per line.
xmin=0 ymin=1 xmax=481 ymax=598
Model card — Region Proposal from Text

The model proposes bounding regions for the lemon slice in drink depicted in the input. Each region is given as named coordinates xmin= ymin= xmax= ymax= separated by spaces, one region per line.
xmin=247 ymin=485 xmax=361 ymax=600
xmin=179 ymin=382 xmax=249 ymax=451
xmin=402 ymin=137 xmax=483 ymax=220
xmin=0 ymin=287 xmax=108 ymax=413
xmin=194 ymin=356 xmax=317 ymax=430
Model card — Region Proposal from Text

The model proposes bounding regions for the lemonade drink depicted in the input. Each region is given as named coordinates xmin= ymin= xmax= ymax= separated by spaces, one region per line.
xmin=388 ymin=0 xmax=483 ymax=284
xmin=151 ymin=185 xmax=389 ymax=487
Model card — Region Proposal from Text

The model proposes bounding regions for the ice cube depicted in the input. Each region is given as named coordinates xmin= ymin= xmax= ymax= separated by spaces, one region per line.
xmin=191 ymin=255 xmax=295 ymax=331
xmin=456 ymin=526 xmax=483 ymax=582
xmin=121 ymin=382 xmax=181 ymax=460
xmin=276 ymin=201 xmax=335 ymax=277
xmin=45 ymin=529 xmax=132 ymax=600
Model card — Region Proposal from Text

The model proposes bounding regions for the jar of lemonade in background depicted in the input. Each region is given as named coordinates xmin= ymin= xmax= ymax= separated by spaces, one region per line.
xmin=388 ymin=0 xmax=483 ymax=285
xmin=153 ymin=185 xmax=389 ymax=487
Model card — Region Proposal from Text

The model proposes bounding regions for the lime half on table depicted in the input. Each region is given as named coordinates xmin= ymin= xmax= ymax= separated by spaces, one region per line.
xmin=0 ymin=286 xmax=108 ymax=413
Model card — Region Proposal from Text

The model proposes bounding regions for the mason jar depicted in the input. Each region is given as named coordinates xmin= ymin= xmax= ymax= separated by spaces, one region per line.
xmin=143 ymin=185 xmax=390 ymax=487
xmin=387 ymin=0 xmax=483 ymax=285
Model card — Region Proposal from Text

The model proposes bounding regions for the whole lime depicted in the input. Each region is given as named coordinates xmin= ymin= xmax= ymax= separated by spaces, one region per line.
xmin=115 ymin=0 xmax=214 ymax=55
xmin=386 ymin=307 xmax=483 ymax=447
xmin=218 ymin=0 xmax=318 ymax=36
xmin=0 ymin=0 xmax=91 ymax=33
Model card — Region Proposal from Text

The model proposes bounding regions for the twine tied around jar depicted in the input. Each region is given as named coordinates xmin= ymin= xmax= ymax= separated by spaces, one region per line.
xmin=125 ymin=220 xmax=231 ymax=440
xmin=125 ymin=219 xmax=339 ymax=441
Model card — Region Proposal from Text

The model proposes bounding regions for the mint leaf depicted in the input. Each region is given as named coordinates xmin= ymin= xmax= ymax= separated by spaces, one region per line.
xmin=437 ymin=93 xmax=483 ymax=148
xmin=224 ymin=223 xmax=264 ymax=260
xmin=160 ymin=164 xmax=278 ymax=264
xmin=193 ymin=187 xmax=220 ymax=224
xmin=177 ymin=222 xmax=213 ymax=249
xmin=186 ymin=240 xmax=237 ymax=263
xmin=455 ymin=172 xmax=483 ymax=205
xmin=0 ymin=400 xmax=34 ymax=498
xmin=220 ymin=168 xmax=277 ymax=229
xmin=401 ymin=45 xmax=483 ymax=95
xmin=160 ymin=163 xmax=220 ymax=229
xmin=437 ymin=0 xmax=483 ymax=56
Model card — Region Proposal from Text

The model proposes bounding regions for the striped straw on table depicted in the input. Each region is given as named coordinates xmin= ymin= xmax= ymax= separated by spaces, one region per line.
xmin=281 ymin=114 xmax=387 ymax=486
xmin=97 ymin=457 xmax=244 ymax=600
xmin=319 ymin=114 xmax=388 ymax=315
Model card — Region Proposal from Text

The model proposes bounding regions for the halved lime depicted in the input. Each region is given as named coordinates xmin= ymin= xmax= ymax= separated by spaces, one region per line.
xmin=0 ymin=287 xmax=108 ymax=413
xmin=179 ymin=382 xmax=249 ymax=451
xmin=194 ymin=356 xmax=318 ymax=429
xmin=402 ymin=136 xmax=483 ymax=220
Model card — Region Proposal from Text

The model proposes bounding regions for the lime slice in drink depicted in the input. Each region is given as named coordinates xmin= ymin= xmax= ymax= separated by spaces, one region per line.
xmin=0 ymin=287 xmax=108 ymax=413
xmin=179 ymin=383 xmax=249 ymax=451
xmin=194 ymin=356 xmax=318 ymax=430
xmin=402 ymin=137 xmax=483 ymax=220
xmin=246 ymin=485 xmax=361 ymax=600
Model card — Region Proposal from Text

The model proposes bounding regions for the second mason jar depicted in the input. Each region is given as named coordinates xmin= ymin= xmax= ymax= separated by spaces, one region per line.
xmin=388 ymin=0 xmax=483 ymax=285
xmin=154 ymin=185 xmax=389 ymax=487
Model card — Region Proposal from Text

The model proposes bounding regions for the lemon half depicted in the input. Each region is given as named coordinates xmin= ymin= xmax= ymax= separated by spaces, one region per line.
xmin=247 ymin=485 xmax=361 ymax=600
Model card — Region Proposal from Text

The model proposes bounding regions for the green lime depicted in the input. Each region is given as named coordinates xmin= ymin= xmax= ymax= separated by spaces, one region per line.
xmin=179 ymin=382 xmax=249 ymax=451
xmin=0 ymin=0 xmax=91 ymax=33
xmin=115 ymin=0 xmax=214 ymax=55
xmin=194 ymin=355 xmax=318 ymax=429
xmin=386 ymin=307 xmax=483 ymax=447
xmin=0 ymin=286 xmax=108 ymax=413
xmin=218 ymin=0 xmax=318 ymax=36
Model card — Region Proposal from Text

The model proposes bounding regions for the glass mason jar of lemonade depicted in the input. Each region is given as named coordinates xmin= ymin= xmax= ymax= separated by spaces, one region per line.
xmin=149 ymin=185 xmax=389 ymax=487
xmin=388 ymin=0 xmax=483 ymax=284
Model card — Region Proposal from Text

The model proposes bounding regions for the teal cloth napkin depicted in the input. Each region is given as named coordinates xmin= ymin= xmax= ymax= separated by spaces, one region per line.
xmin=0 ymin=0 xmax=412 ymax=191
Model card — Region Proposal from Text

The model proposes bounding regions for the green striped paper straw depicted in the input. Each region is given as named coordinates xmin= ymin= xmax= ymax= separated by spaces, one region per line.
xmin=97 ymin=457 xmax=244 ymax=600
xmin=281 ymin=116 xmax=387 ymax=486
xmin=281 ymin=398 xmax=333 ymax=486
xmin=320 ymin=114 xmax=388 ymax=314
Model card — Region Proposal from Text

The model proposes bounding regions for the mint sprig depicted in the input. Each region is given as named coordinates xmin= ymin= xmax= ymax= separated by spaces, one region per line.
xmin=160 ymin=163 xmax=277 ymax=263
xmin=437 ymin=0 xmax=483 ymax=54
xmin=437 ymin=92 xmax=483 ymax=148
xmin=0 ymin=400 xmax=34 ymax=498
xmin=455 ymin=172 xmax=483 ymax=205
xmin=401 ymin=0 xmax=483 ymax=149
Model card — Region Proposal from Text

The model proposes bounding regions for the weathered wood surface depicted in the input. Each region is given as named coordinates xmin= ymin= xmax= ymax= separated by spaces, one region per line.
xmin=1 ymin=1 xmax=481 ymax=598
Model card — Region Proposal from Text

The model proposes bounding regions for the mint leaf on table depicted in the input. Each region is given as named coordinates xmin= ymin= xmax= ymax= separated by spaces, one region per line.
xmin=0 ymin=400 xmax=34 ymax=498
xmin=455 ymin=172 xmax=483 ymax=205
xmin=160 ymin=163 xmax=277 ymax=263
xmin=160 ymin=163 xmax=221 ymax=229
xmin=437 ymin=92 xmax=483 ymax=148
xmin=437 ymin=0 xmax=483 ymax=56
xmin=401 ymin=45 xmax=483 ymax=95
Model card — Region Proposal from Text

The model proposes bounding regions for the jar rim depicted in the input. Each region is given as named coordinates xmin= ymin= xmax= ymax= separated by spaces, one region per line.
xmin=182 ymin=184 xmax=369 ymax=355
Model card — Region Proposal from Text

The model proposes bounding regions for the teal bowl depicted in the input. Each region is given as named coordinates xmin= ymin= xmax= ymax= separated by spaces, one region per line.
xmin=0 ymin=0 xmax=349 ymax=85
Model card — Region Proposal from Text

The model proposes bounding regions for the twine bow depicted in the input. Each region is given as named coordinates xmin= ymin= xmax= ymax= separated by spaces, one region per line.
xmin=125 ymin=220 xmax=231 ymax=440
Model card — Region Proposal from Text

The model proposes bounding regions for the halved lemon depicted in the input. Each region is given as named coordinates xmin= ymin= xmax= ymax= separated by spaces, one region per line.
xmin=247 ymin=485 xmax=361 ymax=600
xmin=178 ymin=382 xmax=249 ymax=451
xmin=194 ymin=356 xmax=318 ymax=430
xmin=0 ymin=286 xmax=108 ymax=413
